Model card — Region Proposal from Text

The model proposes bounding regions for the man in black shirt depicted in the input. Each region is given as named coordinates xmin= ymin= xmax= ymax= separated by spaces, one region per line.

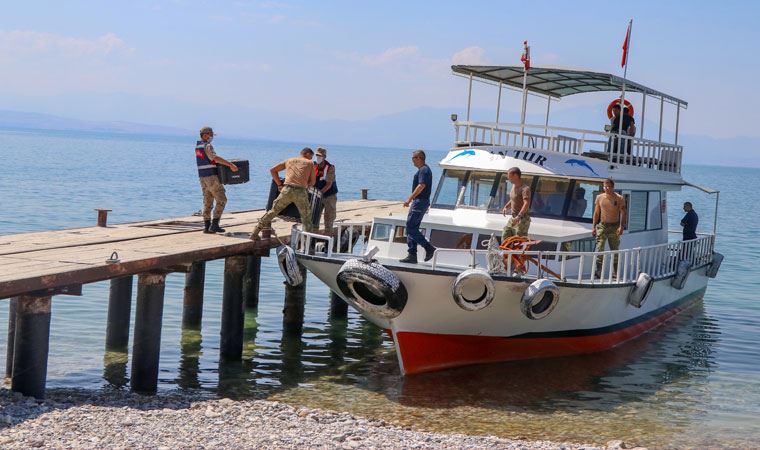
xmin=608 ymin=104 xmax=636 ymax=155
xmin=681 ymin=202 xmax=699 ymax=240
xmin=400 ymin=150 xmax=436 ymax=264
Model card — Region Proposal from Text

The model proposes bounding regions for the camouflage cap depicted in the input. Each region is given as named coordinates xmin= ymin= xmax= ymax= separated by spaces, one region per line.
xmin=316 ymin=147 xmax=327 ymax=157
xmin=199 ymin=126 xmax=214 ymax=135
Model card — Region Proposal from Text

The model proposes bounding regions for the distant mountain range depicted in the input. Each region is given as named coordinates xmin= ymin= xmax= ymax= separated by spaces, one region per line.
xmin=1 ymin=107 xmax=758 ymax=168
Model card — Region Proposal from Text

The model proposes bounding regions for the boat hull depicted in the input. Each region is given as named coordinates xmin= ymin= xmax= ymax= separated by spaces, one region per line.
xmin=298 ymin=255 xmax=709 ymax=375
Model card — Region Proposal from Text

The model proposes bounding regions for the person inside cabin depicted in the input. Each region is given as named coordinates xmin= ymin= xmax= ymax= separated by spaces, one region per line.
xmin=500 ymin=167 xmax=531 ymax=240
xmin=680 ymin=202 xmax=699 ymax=241
xmin=609 ymin=105 xmax=637 ymax=156
xmin=567 ymin=187 xmax=588 ymax=217
xmin=592 ymin=178 xmax=627 ymax=279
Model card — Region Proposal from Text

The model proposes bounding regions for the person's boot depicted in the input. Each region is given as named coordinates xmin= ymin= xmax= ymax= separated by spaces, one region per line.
xmin=250 ymin=225 xmax=261 ymax=241
xmin=399 ymin=253 xmax=418 ymax=264
xmin=203 ymin=220 xmax=212 ymax=234
xmin=209 ymin=218 xmax=225 ymax=233
xmin=423 ymin=246 xmax=437 ymax=262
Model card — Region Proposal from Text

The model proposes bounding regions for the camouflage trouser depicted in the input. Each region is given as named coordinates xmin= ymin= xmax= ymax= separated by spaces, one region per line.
xmin=200 ymin=175 xmax=227 ymax=220
xmin=595 ymin=222 xmax=620 ymax=276
xmin=257 ymin=185 xmax=313 ymax=232
xmin=321 ymin=194 xmax=337 ymax=234
xmin=501 ymin=215 xmax=531 ymax=240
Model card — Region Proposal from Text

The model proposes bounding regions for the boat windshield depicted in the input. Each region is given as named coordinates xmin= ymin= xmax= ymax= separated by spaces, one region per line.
xmin=432 ymin=169 xmax=602 ymax=221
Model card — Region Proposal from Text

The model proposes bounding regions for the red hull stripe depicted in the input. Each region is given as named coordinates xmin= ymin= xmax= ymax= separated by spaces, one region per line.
xmin=396 ymin=291 xmax=703 ymax=375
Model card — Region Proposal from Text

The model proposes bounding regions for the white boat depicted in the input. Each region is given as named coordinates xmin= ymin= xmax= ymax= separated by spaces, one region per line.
xmin=285 ymin=64 xmax=723 ymax=375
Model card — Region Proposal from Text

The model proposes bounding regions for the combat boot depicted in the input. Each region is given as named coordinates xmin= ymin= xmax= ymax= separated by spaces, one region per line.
xmin=203 ymin=220 xmax=212 ymax=234
xmin=399 ymin=253 xmax=418 ymax=264
xmin=209 ymin=218 xmax=225 ymax=233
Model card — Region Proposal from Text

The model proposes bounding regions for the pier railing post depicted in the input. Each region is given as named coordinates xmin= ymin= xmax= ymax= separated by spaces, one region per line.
xmin=329 ymin=291 xmax=348 ymax=319
xmin=243 ymin=256 xmax=261 ymax=309
xmin=182 ymin=261 xmax=206 ymax=329
xmin=11 ymin=295 xmax=52 ymax=399
xmin=130 ymin=272 xmax=167 ymax=394
xmin=283 ymin=262 xmax=308 ymax=334
xmin=221 ymin=255 xmax=246 ymax=360
xmin=105 ymin=276 xmax=133 ymax=352
xmin=5 ymin=298 xmax=17 ymax=378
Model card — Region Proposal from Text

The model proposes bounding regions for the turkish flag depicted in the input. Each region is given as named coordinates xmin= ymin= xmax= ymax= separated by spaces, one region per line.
xmin=621 ymin=21 xmax=631 ymax=67
xmin=520 ymin=40 xmax=530 ymax=71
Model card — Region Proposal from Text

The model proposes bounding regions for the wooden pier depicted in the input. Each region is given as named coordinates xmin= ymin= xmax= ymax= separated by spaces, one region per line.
xmin=0 ymin=199 xmax=404 ymax=398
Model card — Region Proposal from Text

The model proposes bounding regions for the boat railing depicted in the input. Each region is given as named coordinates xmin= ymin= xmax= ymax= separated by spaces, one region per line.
xmin=290 ymin=222 xmax=372 ymax=257
xmin=454 ymin=121 xmax=683 ymax=174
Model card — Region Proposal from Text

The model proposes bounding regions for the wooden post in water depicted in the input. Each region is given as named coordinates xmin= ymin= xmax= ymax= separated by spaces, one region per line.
xmin=11 ymin=295 xmax=52 ymax=399
xmin=243 ymin=256 xmax=261 ymax=309
xmin=130 ymin=272 xmax=166 ymax=394
xmin=5 ymin=298 xmax=17 ymax=378
xmin=283 ymin=262 xmax=308 ymax=334
xmin=105 ymin=276 xmax=133 ymax=352
xmin=182 ymin=261 xmax=206 ymax=329
xmin=220 ymin=255 xmax=246 ymax=360
xmin=95 ymin=208 xmax=111 ymax=227
xmin=329 ymin=291 xmax=348 ymax=319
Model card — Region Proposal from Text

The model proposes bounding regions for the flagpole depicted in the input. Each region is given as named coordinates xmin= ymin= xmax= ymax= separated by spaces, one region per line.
xmin=519 ymin=41 xmax=529 ymax=144
xmin=617 ymin=19 xmax=633 ymax=159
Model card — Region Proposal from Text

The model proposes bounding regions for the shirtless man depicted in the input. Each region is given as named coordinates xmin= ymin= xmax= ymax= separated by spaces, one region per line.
xmin=592 ymin=178 xmax=627 ymax=278
xmin=500 ymin=167 xmax=531 ymax=240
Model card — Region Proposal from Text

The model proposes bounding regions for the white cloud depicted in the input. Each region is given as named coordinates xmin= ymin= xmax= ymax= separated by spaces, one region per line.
xmin=451 ymin=46 xmax=486 ymax=65
xmin=361 ymin=46 xmax=419 ymax=66
xmin=0 ymin=30 xmax=134 ymax=58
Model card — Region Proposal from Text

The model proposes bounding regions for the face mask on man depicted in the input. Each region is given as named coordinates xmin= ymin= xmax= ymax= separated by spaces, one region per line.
xmin=207 ymin=136 xmax=213 ymax=143
xmin=316 ymin=156 xmax=324 ymax=164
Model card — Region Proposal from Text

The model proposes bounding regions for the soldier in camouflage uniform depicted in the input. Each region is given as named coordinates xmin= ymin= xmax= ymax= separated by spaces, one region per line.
xmin=195 ymin=126 xmax=238 ymax=233
xmin=592 ymin=178 xmax=627 ymax=278
xmin=500 ymin=167 xmax=532 ymax=240
xmin=251 ymin=147 xmax=316 ymax=240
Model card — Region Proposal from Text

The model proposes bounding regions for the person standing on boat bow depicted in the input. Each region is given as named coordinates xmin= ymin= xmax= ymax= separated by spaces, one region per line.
xmin=400 ymin=150 xmax=436 ymax=264
xmin=500 ymin=167 xmax=532 ymax=240
xmin=314 ymin=147 xmax=338 ymax=235
xmin=195 ymin=126 xmax=238 ymax=234
xmin=592 ymin=178 xmax=627 ymax=278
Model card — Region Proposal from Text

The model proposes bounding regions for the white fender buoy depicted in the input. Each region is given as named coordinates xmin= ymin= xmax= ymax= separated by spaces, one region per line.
xmin=520 ymin=279 xmax=559 ymax=320
xmin=671 ymin=260 xmax=692 ymax=290
xmin=451 ymin=268 xmax=495 ymax=312
xmin=628 ymin=272 xmax=653 ymax=308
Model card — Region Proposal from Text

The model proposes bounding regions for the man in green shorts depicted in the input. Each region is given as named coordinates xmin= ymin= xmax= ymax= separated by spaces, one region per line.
xmin=500 ymin=167 xmax=531 ymax=240
xmin=592 ymin=178 xmax=627 ymax=278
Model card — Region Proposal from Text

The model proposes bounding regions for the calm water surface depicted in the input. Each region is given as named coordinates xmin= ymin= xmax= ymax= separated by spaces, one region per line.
xmin=1 ymin=128 xmax=759 ymax=449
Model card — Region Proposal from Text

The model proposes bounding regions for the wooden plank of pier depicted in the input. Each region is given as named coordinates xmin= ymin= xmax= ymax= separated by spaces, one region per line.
xmin=0 ymin=199 xmax=404 ymax=299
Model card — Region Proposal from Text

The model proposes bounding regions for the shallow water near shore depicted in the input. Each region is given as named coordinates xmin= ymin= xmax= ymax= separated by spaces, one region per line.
xmin=2 ymin=128 xmax=759 ymax=449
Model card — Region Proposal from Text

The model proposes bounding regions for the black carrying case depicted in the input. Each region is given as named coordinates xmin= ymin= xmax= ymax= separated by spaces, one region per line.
xmin=218 ymin=159 xmax=250 ymax=185
xmin=266 ymin=179 xmax=323 ymax=227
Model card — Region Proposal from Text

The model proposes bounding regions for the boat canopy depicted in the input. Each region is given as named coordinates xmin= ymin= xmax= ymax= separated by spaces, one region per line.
xmin=451 ymin=65 xmax=687 ymax=107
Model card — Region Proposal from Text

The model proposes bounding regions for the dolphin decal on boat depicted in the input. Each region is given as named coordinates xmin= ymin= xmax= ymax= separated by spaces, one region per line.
xmin=565 ymin=158 xmax=599 ymax=176
xmin=447 ymin=149 xmax=476 ymax=162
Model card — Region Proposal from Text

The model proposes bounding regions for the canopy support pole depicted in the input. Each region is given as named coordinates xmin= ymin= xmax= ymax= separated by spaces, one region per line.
xmin=713 ymin=191 xmax=719 ymax=235
xmin=520 ymin=70 xmax=528 ymax=143
xmin=466 ymin=73 xmax=473 ymax=142
xmin=640 ymin=94 xmax=646 ymax=139
xmin=675 ymin=102 xmax=681 ymax=145
xmin=495 ymin=81 xmax=502 ymax=123
xmin=544 ymin=98 xmax=551 ymax=137
xmin=658 ymin=96 xmax=664 ymax=142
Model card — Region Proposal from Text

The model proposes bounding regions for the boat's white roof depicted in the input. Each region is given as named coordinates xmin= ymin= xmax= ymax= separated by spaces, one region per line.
xmin=452 ymin=65 xmax=687 ymax=106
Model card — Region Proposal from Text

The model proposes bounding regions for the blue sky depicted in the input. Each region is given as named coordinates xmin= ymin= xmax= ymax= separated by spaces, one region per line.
xmin=1 ymin=0 xmax=758 ymax=141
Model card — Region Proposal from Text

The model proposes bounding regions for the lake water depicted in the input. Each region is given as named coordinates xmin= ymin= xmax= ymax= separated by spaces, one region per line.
xmin=1 ymin=128 xmax=759 ymax=449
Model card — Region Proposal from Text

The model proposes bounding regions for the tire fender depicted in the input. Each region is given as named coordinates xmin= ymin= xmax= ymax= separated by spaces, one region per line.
xmin=628 ymin=272 xmax=653 ymax=308
xmin=451 ymin=268 xmax=495 ymax=312
xmin=520 ymin=279 xmax=559 ymax=320
xmin=336 ymin=259 xmax=407 ymax=319
xmin=277 ymin=245 xmax=303 ymax=286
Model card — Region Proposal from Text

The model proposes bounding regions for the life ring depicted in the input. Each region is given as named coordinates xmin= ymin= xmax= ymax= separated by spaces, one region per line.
xmin=628 ymin=272 xmax=653 ymax=308
xmin=277 ymin=245 xmax=303 ymax=286
xmin=671 ymin=260 xmax=692 ymax=290
xmin=606 ymin=98 xmax=634 ymax=119
xmin=520 ymin=279 xmax=559 ymax=320
xmin=451 ymin=268 xmax=495 ymax=312
xmin=336 ymin=259 xmax=408 ymax=319
xmin=706 ymin=252 xmax=723 ymax=278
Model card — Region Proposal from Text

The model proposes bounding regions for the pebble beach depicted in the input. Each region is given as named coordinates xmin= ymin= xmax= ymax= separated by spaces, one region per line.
xmin=0 ymin=390 xmax=645 ymax=450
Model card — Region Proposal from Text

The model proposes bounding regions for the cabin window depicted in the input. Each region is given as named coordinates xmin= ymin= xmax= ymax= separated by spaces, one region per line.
xmin=430 ymin=230 xmax=473 ymax=249
xmin=567 ymin=181 xmax=602 ymax=220
xmin=432 ymin=169 xmax=467 ymax=208
xmin=561 ymin=237 xmax=596 ymax=253
xmin=370 ymin=223 xmax=392 ymax=241
xmin=393 ymin=225 xmax=426 ymax=243
xmin=648 ymin=191 xmax=662 ymax=230
xmin=531 ymin=177 xmax=571 ymax=217
xmin=461 ymin=171 xmax=499 ymax=209
xmin=627 ymin=191 xmax=648 ymax=232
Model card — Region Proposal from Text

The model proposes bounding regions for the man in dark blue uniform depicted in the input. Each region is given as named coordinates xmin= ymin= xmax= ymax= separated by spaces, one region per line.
xmin=400 ymin=150 xmax=436 ymax=264
xmin=680 ymin=202 xmax=699 ymax=240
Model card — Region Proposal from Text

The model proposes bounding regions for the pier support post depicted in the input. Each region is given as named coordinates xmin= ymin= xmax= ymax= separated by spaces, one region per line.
xmin=5 ymin=298 xmax=17 ymax=378
xmin=105 ymin=276 xmax=133 ymax=352
xmin=221 ymin=256 xmax=246 ymax=360
xmin=243 ymin=256 xmax=261 ymax=309
xmin=329 ymin=291 xmax=348 ymax=319
xmin=360 ymin=188 xmax=369 ymax=200
xmin=130 ymin=272 xmax=166 ymax=394
xmin=283 ymin=263 xmax=308 ymax=334
xmin=11 ymin=295 xmax=52 ymax=399
xmin=182 ymin=261 xmax=206 ymax=329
